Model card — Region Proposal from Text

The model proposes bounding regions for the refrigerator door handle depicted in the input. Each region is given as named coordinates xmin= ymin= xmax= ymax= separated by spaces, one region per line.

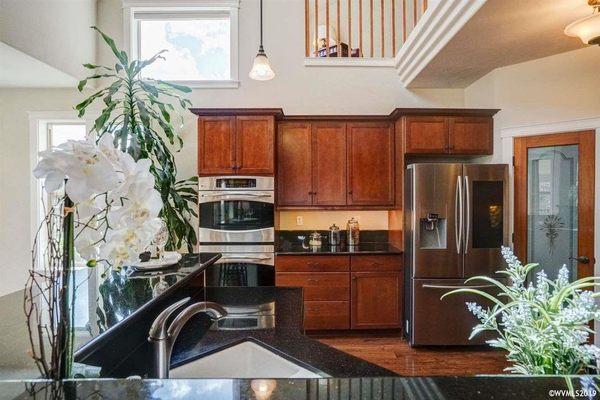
xmin=455 ymin=175 xmax=462 ymax=255
xmin=464 ymin=175 xmax=470 ymax=254
xmin=422 ymin=284 xmax=495 ymax=290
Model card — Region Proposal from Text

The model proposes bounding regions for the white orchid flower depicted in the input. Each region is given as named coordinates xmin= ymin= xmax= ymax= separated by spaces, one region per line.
xmin=33 ymin=134 xmax=166 ymax=268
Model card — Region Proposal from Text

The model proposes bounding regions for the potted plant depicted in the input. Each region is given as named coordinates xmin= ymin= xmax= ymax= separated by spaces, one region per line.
xmin=442 ymin=246 xmax=600 ymax=375
xmin=75 ymin=27 xmax=197 ymax=252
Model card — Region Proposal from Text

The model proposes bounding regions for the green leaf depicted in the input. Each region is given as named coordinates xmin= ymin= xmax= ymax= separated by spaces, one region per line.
xmin=91 ymin=26 xmax=128 ymax=66
xmin=156 ymin=80 xmax=192 ymax=93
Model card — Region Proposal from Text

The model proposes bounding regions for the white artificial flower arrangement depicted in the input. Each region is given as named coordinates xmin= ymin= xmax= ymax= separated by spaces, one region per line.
xmin=443 ymin=246 xmax=600 ymax=375
xmin=33 ymin=134 xmax=163 ymax=268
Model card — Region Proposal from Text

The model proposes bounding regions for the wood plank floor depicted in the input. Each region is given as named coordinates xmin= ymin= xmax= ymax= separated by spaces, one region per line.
xmin=314 ymin=334 xmax=509 ymax=376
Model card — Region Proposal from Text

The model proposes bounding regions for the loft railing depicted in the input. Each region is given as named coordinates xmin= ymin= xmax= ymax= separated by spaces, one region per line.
xmin=305 ymin=0 xmax=428 ymax=59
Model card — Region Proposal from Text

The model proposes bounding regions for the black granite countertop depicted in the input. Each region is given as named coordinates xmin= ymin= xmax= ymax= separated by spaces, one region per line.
xmin=276 ymin=230 xmax=403 ymax=255
xmin=72 ymin=253 xmax=220 ymax=362
xmin=4 ymin=376 xmax=598 ymax=399
xmin=169 ymin=287 xmax=395 ymax=378
xmin=276 ymin=242 xmax=403 ymax=255
xmin=90 ymin=286 xmax=395 ymax=378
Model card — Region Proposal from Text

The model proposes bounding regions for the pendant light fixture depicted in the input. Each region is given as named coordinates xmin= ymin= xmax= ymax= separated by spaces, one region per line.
xmin=565 ymin=0 xmax=600 ymax=45
xmin=249 ymin=0 xmax=275 ymax=80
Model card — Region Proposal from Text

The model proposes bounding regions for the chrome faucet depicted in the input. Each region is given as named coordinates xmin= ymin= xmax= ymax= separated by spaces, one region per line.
xmin=148 ymin=297 xmax=228 ymax=378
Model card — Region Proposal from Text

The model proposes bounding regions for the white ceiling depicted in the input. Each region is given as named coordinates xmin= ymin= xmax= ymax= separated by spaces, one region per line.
xmin=410 ymin=0 xmax=591 ymax=88
xmin=0 ymin=42 xmax=78 ymax=88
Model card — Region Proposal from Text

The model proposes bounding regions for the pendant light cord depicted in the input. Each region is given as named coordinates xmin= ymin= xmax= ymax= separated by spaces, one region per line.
xmin=260 ymin=0 xmax=264 ymax=52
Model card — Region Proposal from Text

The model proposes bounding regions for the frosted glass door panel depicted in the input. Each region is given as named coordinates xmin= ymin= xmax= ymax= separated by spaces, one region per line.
xmin=527 ymin=145 xmax=578 ymax=280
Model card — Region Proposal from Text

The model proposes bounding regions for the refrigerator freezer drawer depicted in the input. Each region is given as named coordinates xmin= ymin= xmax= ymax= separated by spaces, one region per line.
xmin=410 ymin=279 xmax=498 ymax=346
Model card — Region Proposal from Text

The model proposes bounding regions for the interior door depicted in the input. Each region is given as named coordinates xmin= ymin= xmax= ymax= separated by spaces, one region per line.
xmin=462 ymin=164 xmax=509 ymax=277
xmin=514 ymin=131 xmax=595 ymax=281
xmin=312 ymin=122 xmax=347 ymax=206
xmin=410 ymin=164 xmax=463 ymax=278
xmin=277 ymin=123 xmax=313 ymax=206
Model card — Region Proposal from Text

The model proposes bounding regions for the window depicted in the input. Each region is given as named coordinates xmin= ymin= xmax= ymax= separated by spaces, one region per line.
xmin=126 ymin=2 xmax=239 ymax=87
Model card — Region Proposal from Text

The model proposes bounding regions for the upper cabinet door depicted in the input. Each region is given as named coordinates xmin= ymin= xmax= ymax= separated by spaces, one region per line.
xmin=404 ymin=116 xmax=448 ymax=154
xmin=347 ymin=122 xmax=394 ymax=206
xmin=312 ymin=122 xmax=347 ymax=206
xmin=449 ymin=117 xmax=493 ymax=155
xmin=235 ymin=116 xmax=275 ymax=175
xmin=277 ymin=123 xmax=313 ymax=206
xmin=198 ymin=116 xmax=235 ymax=175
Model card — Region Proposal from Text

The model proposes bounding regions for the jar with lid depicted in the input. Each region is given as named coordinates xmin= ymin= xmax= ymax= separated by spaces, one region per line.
xmin=309 ymin=231 xmax=322 ymax=247
xmin=346 ymin=217 xmax=360 ymax=246
xmin=328 ymin=224 xmax=341 ymax=246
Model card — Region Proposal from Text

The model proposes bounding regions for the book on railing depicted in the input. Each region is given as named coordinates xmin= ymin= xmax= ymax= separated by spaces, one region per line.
xmin=314 ymin=43 xmax=361 ymax=58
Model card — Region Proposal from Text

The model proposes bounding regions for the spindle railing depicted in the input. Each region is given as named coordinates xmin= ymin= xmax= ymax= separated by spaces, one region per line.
xmin=305 ymin=0 xmax=428 ymax=59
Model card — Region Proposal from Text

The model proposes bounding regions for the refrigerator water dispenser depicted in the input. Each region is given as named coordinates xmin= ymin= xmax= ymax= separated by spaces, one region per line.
xmin=419 ymin=213 xmax=446 ymax=249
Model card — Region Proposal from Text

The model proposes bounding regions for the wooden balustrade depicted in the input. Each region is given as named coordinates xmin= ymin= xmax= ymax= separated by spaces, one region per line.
xmin=305 ymin=0 xmax=429 ymax=58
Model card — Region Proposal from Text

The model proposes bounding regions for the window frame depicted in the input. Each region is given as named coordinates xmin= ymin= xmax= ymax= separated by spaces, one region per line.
xmin=123 ymin=1 xmax=240 ymax=88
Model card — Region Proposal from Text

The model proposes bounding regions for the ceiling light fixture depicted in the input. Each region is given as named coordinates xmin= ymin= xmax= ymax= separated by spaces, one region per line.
xmin=249 ymin=0 xmax=275 ymax=80
xmin=565 ymin=0 xmax=600 ymax=45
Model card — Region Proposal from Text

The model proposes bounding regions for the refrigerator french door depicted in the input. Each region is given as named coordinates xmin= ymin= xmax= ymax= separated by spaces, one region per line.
xmin=404 ymin=163 xmax=509 ymax=346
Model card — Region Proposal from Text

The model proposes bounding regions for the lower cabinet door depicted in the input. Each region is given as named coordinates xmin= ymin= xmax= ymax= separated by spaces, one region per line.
xmin=275 ymin=272 xmax=349 ymax=301
xmin=304 ymin=301 xmax=350 ymax=330
xmin=351 ymin=272 xmax=402 ymax=329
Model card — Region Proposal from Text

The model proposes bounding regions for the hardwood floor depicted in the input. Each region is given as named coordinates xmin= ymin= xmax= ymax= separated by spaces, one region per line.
xmin=313 ymin=333 xmax=509 ymax=376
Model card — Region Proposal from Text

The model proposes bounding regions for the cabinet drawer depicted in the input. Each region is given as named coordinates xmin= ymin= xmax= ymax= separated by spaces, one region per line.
xmin=351 ymin=255 xmax=403 ymax=271
xmin=276 ymin=255 xmax=349 ymax=272
xmin=304 ymin=301 xmax=350 ymax=330
xmin=276 ymin=272 xmax=349 ymax=300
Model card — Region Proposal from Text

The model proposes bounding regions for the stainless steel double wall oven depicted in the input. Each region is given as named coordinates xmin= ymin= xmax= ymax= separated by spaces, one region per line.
xmin=199 ymin=176 xmax=275 ymax=287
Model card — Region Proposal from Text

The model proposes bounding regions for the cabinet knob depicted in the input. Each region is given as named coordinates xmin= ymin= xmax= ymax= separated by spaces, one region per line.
xmin=352 ymin=276 xmax=357 ymax=281
xmin=348 ymin=190 xmax=353 ymax=195
xmin=307 ymin=278 xmax=319 ymax=284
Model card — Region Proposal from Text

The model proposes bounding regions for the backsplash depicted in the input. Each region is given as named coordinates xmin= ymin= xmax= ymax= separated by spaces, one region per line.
xmin=277 ymin=211 xmax=389 ymax=230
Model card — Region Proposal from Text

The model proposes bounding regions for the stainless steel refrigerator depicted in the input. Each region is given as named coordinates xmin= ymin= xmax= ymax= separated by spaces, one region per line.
xmin=404 ymin=163 xmax=509 ymax=346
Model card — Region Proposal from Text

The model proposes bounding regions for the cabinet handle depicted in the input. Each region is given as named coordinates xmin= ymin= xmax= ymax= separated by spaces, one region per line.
xmin=352 ymin=276 xmax=357 ymax=281
xmin=371 ymin=262 xmax=382 ymax=267
xmin=307 ymin=262 xmax=319 ymax=267
xmin=307 ymin=278 xmax=319 ymax=284
xmin=348 ymin=190 xmax=353 ymax=195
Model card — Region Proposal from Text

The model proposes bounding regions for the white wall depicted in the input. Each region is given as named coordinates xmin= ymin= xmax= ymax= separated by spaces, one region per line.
xmin=0 ymin=0 xmax=463 ymax=296
xmin=0 ymin=0 xmax=97 ymax=81
xmin=465 ymin=46 xmax=600 ymax=162
xmin=465 ymin=46 xmax=600 ymax=286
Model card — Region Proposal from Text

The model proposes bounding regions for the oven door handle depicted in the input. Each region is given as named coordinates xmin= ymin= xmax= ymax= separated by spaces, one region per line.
xmin=204 ymin=193 xmax=272 ymax=198
xmin=220 ymin=256 xmax=273 ymax=262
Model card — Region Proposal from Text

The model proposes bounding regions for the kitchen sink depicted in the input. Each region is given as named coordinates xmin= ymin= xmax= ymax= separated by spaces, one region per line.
xmin=169 ymin=341 xmax=323 ymax=379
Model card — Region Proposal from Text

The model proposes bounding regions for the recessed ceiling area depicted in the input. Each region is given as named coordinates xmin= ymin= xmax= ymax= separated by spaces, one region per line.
xmin=0 ymin=42 xmax=78 ymax=88
xmin=409 ymin=0 xmax=590 ymax=88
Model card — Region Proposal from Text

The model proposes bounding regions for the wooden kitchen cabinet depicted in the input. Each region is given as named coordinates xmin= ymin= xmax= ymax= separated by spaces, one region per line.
xmin=198 ymin=116 xmax=235 ymax=175
xmin=448 ymin=116 xmax=493 ymax=155
xmin=304 ymin=301 xmax=350 ymax=330
xmin=312 ymin=122 xmax=347 ymax=206
xmin=277 ymin=123 xmax=313 ymax=206
xmin=351 ymin=271 xmax=402 ymax=329
xmin=198 ymin=115 xmax=275 ymax=175
xmin=275 ymin=254 xmax=402 ymax=331
xmin=347 ymin=122 xmax=395 ymax=206
xmin=278 ymin=121 xmax=393 ymax=208
xmin=403 ymin=116 xmax=448 ymax=154
xmin=403 ymin=115 xmax=493 ymax=156
xmin=235 ymin=116 xmax=275 ymax=174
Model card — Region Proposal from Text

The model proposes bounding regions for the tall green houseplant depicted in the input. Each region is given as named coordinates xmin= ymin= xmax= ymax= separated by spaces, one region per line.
xmin=76 ymin=27 xmax=197 ymax=251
